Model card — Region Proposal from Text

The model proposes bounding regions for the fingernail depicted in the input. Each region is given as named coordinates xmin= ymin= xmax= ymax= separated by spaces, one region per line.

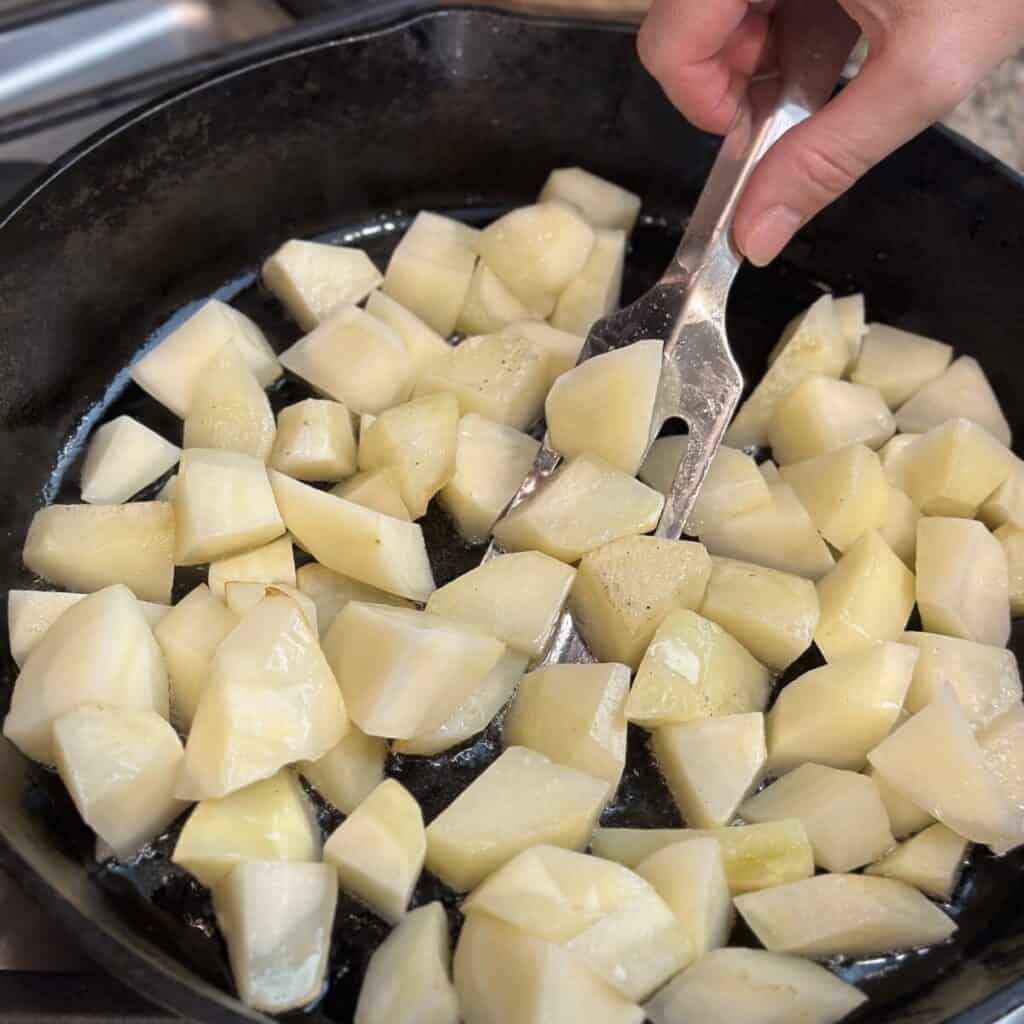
xmin=742 ymin=205 xmax=804 ymax=266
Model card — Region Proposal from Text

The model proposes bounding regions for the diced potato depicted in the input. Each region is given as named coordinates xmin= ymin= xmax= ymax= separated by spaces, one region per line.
xmin=815 ymin=530 xmax=915 ymax=661
xmin=294 ymin=562 xmax=411 ymax=636
xmin=865 ymin=823 xmax=968 ymax=900
xmin=636 ymin=839 xmax=733 ymax=957
xmin=154 ymin=583 xmax=239 ymax=729
xmin=270 ymin=470 xmax=435 ymax=601
xmin=850 ymin=323 xmax=953 ymax=408
xmin=177 ymin=593 xmax=348 ymax=800
xmin=653 ymin=713 xmax=766 ymax=827
xmin=700 ymin=557 xmax=819 ymax=671
xmin=262 ymin=239 xmax=382 ymax=330
xmin=739 ymin=764 xmax=894 ymax=872
xmin=895 ymin=355 xmax=1011 ymax=446
xmin=80 ymin=415 xmax=180 ymax=504
xmin=878 ymin=433 xmax=920 ymax=493
xmin=213 ymin=861 xmax=336 ymax=1014
xmin=492 ymin=454 xmax=664 ymax=563
xmin=456 ymin=261 xmax=533 ymax=335
xmin=332 ymin=467 xmax=410 ymax=520
xmin=645 ymin=947 xmax=867 ymax=1024
xmin=734 ymin=873 xmax=956 ymax=957
xmin=539 ymin=168 xmax=642 ymax=231
xmin=425 ymin=746 xmax=609 ymax=891
xmin=3 ymin=585 xmax=168 ymax=763
xmin=916 ymin=517 xmax=1010 ymax=647
xmin=382 ymin=211 xmax=479 ymax=335
xmin=592 ymin=820 xmax=814 ymax=894
xmin=365 ymin=289 xmax=451 ymax=377
xmin=769 ymin=376 xmax=895 ymax=465
xmin=879 ymin=486 xmax=920 ymax=566
xmin=869 ymin=685 xmax=1022 ymax=850
xmin=299 ymin=728 xmax=387 ymax=814
xmin=426 ymin=551 xmax=575 ymax=657
xmin=979 ymin=705 xmax=1024 ymax=811
xmin=478 ymin=203 xmax=595 ymax=316
xmin=835 ymin=293 xmax=868 ymax=360
xmin=172 ymin=770 xmax=320 ymax=888
xmin=323 ymin=602 xmax=505 ymax=739
xmin=356 ymin=902 xmax=459 ymax=1024
xmin=157 ymin=474 xmax=176 ymax=502
xmin=996 ymin=524 xmax=1024 ymax=615
xmin=323 ymin=779 xmax=425 ymax=922
xmin=570 ymin=537 xmax=711 ymax=668
xmin=23 ymin=501 xmax=174 ymax=603
xmin=551 ymin=228 xmax=627 ymax=335
xmin=393 ymin=651 xmax=528 ymax=757
xmin=130 ymin=299 xmax=281 ymax=418
xmin=358 ymin=393 xmax=458 ymax=517
xmin=767 ymin=642 xmax=917 ymax=774
xmin=546 ymin=339 xmax=662 ymax=475
xmin=900 ymin=631 xmax=1021 ymax=729
xmin=866 ymin=765 xmax=934 ymax=838
xmin=501 ymin=320 xmax=585 ymax=385
xmin=207 ymin=534 xmax=295 ymax=601
xmin=980 ymin=458 xmax=1024 ymax=530
xmin=53 ymin=705 xmax=186 ymax=858
xmin=437 ymin=414 xmax=540 ymax=543
xmin=224 ymin=582 xmax=318 ymax=629
xmin=780 ymin=445 xmax=888 ymax=551
xmin=504 ymin=663 xmax=629 ymax=786
xmin=268 ymin=399 xmax=357 ymax=481
xmin=415 ymin=332 xmax=550 ymax=430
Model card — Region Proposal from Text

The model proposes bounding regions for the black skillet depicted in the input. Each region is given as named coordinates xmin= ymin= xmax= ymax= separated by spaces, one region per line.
xmin=2 ymin=5 xmax=1024 ymax=1022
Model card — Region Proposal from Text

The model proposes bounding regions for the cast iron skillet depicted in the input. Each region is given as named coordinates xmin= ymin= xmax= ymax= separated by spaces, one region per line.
xmin=2 ymin=6 xmax=1024 ymax=1022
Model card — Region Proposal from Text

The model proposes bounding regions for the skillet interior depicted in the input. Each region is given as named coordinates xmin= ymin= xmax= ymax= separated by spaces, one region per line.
xmin=2 ymin=7 xmax=1024 ymax=1022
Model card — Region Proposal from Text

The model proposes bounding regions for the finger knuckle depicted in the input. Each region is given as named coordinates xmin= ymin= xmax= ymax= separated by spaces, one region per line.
xmin=791 ymin=137 xmax=868 ymax=200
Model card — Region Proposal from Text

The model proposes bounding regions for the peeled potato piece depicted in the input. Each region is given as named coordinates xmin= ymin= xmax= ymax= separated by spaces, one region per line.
xmin=356 ymin=902 xmax=459 ymax=1024
xmin=425 ymin=746 xmax=610 ymax=891
xmin=551 ymin=228 xmax=627 ymax=336
xmin=879 ymin=486 xmax=920 ymax=567
xmin=299 ymin=727 xmax=387 ymax=814
xmin=996 ymin=524 xmax=1024 ymax=615
xmin=224 ymin=582 xmax=318 ymax=629
xmin=501 ymin=320 xmax=585 ymax=385
xmin=867 ymin=765 xmax=934 ymax=839
xmin=23 ymin=501 xmax=174 ymax=604
xmin=835 ymin=293 xmax=868 ymax=359
xmin=850 ymin=323 xmax=953 ymax=408
xmin=207 ymin=534 xmax=295 ymax=601
xmin=268 ymin=399 xmax=357 ymax=481
xmin=172 ymin=770 xmax=320 ymax=888
xmin=979 ymin=705 xmax=1024 ymax=811
xmin=324 ymin=779 xmax=425 ymax=922
xmin=734 ymin=874 xmax=956 ymax=957
xmin=865 ymin=823 xmax=968 ymax=900
xmin=157 ymin=474 xmax=176 ymax=501
xmin=457 ymin=261 xmax=533 ymax=335
xmin=365 ymin=289 xmax=451 ymax=377
xmin=916 ymin=517 xmax=1010 ymax=647
xmin=332 ymin=467 xmax=410 ymax=520
xmin=980 ymin=458 xmax=1024 ymax=530
xmin=130 ymin=299 xmax=281 ymax=418
xmin=295 ymin=562 xmax=411 ymax=636
xmin=80 ymin=415 xmax=180 ymax=504
xmin=878 ymin=433 xmax=920 ymax=494
xmin=262 ymin=239 xmax=382 ymax=330
xmin=539 ymin=167 xmax=642 ymax=231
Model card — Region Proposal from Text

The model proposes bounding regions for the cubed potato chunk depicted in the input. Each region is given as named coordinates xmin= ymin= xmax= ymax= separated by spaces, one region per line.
xmin=740 ymin=763 xmax=894 ymax=872
xmin=980 ymin=458 xmax=1024 ymax=530
xmin=570 ymin=537 xmax=711 ymax=669
xmin=262 ymin=239 xmax=382 ymax=330
xmin=895 ymin=355 xmax=1011 ymax=446
xmin=268 ymin=399 xmax=357 ymax=481
xmin=726 ymin=295 xmax=848 ymax=448
xmin=734 ymin=873 xmax=956 ymax=957
xmin=815 ymin=530 xmax=915 ymax=661
xmin=456 ymin=261 xmax=533 ymax=335
xmin=879 ymin=486 xmax=920 ymax=566
xmin=867 ymin=765 xmax=934 ymax=838
xmin=425 ymin=746 xmax=609 ymax=891
xmin=551 ymin=228 xmax=627 ymax=335
xmin=769 ymin=376 xmax=895 ymax=465
xmin=294 ymin=562 xmax=411 ymax=636
xmin=835 ymin=293 xmax=868 ymax=360
xmin=546 ymin=339 xmax=662 ymax=475
xmin=539 ymin=168 xmax=642 ymax=231
xmin=653 ymin=713 xmax=766 ymax=827
xmin=299 ymin=727 xmax=387 ymax=814
xmin=415 ymin=332 xmax=550 ymax=430
xmin=437 ymin=414 xmax=540 ymax=543
xmin=382 ymin=211 xmax=479 ymax=335
xmin=917 ymin=517 xmax=1009 ymax=647
xmin=270 ymin=471 xmax=435 ymax=601
xmin=324 ymin=779 xmax=425 ymax=922
xmin=996 ymin=524 xmax=1024 ymax=614
xmin=878 ymin=433 xmax=920 ymax=493
xmin=130 ymin=299 xmax=281 ymax=418
xmin=157 ymin=474 xmax=176 ymax=501
xmin=53 ymin=705 xmax=186 ymax=858
xmin=780 ymin=445 xmax=889 ymax=551
xmin=213 ymin=861 xmax=336 ymax=1014
xmin=505 ymin=663 xmax=629 ymax=786
xmin=426 ymin=551 xmax=575 ymax=657
xmin=980 ymin=705 xmax=1024 ymax=811
xmin=501 ymin=320 xmax=585 ymax=385
xmin=80 ymin=415 xmax=180 ymax=504
xmin=478 ymin=203 xmax=595 ymax=316
xmin=869 ymin=685 xmax=1022 ymax=850
xmin=332 ymin=467 xmax=410 ymax=520
xmin=700 ymin=557 xmax=819 ymax=671
xmin=365 ymin=289 xmax=452 ymax=376
xmin=3 ymin=585 xmax=168 ymax=763
xmin=223 ymin=582 xmax=318 ymax=629
xmin=207 ymin=534 xmax=295 ymax=601
xmin=850 ymin=323 xmax=953 ymax=408
xmin=357 ymin=393 xmax=458 ymax=517
xmin=492 ymin=455 xmax=664 ymax=563
xmin=767 ymin=642 xmax=917 ymax=774
xmin=865 ymin=823 xmax=968 ymax=900
xmin=172 ymin=770 xmax=320 ymax=888
xmin=23 ymin=501 xmax=174 ymax=603
xmin=323 ymin=602 xmax=505 ymax=739
xmin=177 ymin=593 xmax=348 ymax=800
xmin=356 ymin=902 xmax=459 ymax=1024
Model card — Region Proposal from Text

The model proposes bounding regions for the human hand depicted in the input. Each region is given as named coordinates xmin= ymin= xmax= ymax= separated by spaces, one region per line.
xmin=638 ymin=0 xmax=1024 ymax=265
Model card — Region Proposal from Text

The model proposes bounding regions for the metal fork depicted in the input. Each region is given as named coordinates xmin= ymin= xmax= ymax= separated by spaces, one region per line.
xmin=488 ymin=0 xmax=860 ymax=662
